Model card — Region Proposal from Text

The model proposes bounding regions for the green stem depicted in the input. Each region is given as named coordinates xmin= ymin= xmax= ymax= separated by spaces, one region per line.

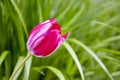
xmin=9 ymin=53 xmax=32 ymax=80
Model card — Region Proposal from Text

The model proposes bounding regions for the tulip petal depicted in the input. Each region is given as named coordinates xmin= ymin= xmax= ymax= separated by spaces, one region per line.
xmin=50 ymin=23 xmax=61 ymax=33
xmin=27 ymin=19 xmax=57 ymax=50
xmin=31 ymin=30 xmax=62 ymax=57
xmin=62 ymin=32 xmax=69 ymax=41
xmin=27 ymin=23 xmax=51 ymax=49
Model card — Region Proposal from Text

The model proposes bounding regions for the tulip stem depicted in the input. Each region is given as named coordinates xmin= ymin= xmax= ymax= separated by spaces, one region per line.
xmin=9 ymin=53 xmax=32 ymax=80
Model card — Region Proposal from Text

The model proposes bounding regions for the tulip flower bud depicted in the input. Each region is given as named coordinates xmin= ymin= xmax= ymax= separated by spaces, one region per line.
xmin=27 ymin=18 xmax=69 ymax=57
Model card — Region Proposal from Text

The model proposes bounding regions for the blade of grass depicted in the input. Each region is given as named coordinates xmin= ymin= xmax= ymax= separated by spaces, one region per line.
xmin=62 ymin=4 xmax=85 ymax=30
xmin=0 ymin=51 xmax=9 ymax=66
xmin=96 ymin=48 xmax=120 ymax=55
xmin=5 ymin=0 xmax=25 ymax=53
xmin=12 ymin=57 xmax=24 ymax=80
xmin=56 ymin=0 xmax=74 ymax=21
xmin=33 ymin=66 xmax=65 ymax=80
xmin=9 ymin=54 xmax=32 ymax=80
xmin=111 ymin=71 xmax=120 ymax=77
xmin=63 ymin=42 xmax=85 ymax=80
xmin=93 ymin=35 xmax=120 ymax=48
xmin=10 ymin=0 xmax=28 ymax=36
xmin=98 ymin=54 xmax=120 ymax=67
xmin=91 ymin=15 xmax=120 ymax=33
xmin=37 ymin=0 xmax=43 ymax=23
xmin=5 ymin=51 xmax=11 ymax=80
xmin=46 ymin=66 xmax=65 ymax=80
xmin=43 ymin=0 xmax=51 ymax=20
xmin=70 ymin=38 xmax=113 ymax=80
xmin=24 ymin=52 xmax=33 ymax=80
xmin=91 ymin=20 xmax=120 ymax=33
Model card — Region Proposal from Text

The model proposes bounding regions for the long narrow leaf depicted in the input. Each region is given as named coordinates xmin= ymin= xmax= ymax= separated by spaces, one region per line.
xmin=56 ymin=0 xmax=73 ymax=21
xmin=24 ymin=52 xmax=33 ymax=80
xmin=13 ymin=57 xmax=24 ymax=80
xmin=10 ymin=0 xmax=28 ymax=36
xmin=70 ymin=38 xmax=113 ymax=80
xmin=62 ymin=4 xmax=85 ymax=29
xmin=0 ymin=51 xmax=9 ymax=66
xmin=46 ymin=66 xmax=65 ymax=80
xmin=37 ymin=0 xmax=43 ymax=23
xmin=94 ymin=35 xmax=120 ymax=48
xmin=92 ymin=20 xmax=120 ymax=33
xmin=63 ymin=42 xmax=85 ymax=80
xmin=33 ymin=66 xmax=65 ymax=80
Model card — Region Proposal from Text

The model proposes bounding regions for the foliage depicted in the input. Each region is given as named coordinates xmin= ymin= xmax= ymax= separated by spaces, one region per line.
xmin=0 ymin=0 xmax=120 ymax=80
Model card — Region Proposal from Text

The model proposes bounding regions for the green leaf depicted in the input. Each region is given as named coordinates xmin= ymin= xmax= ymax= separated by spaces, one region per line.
xmin=96 ymin=48 xmax=120 ymax=55
xmin=10 ymin=0 xmax=28 ymax=36
xmin=9 ymin=54 xmax=32 ymax=80
xmin=46 ymin=66 xmax=65 ymax=80
xmin=33 ymin=66 xmax=65 ymax=80
xmin=63 ymin=42 xmax=85 ymax=80
xmin=0 ymin=51 xmax=9 ymax=66
xmin=91 ymin=20 xmax=120 ymax=33
xmin=111 ymin=71 xmax=120 ymax=77
xmin=24 ymin=52 xmax=33 ymax=80
xmin=56 ymin=0 xmax=74 ymax=21
xmin=37 ymin=0 xmax=43 ymax=23
xmin=70 ymin=38 xmax=113 ymax=80
xmin=94 ymin=35 xmax=120 ymax=48
xmin=62 ymin=4 xmax=85 ymax=29
xmin=13 ymin=56 xmax=24 ymax=80
xmin=99 ymin=54 xmax=120 ymax=67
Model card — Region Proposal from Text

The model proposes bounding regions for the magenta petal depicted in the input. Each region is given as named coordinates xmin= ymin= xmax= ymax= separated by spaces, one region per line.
xmin=32 ymin=30 xmax=62 ymax=57
xmin=27 ymin=19 xmax=56 ymax=49
xmin=62 ymin=32 xmax=69 ymax=41
xmin=26 ymin=18 xmax=69 ymax=57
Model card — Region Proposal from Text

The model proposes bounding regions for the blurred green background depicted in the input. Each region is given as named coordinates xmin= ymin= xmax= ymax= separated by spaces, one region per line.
xmin=0 ymin=0 xmax=120 ymax=80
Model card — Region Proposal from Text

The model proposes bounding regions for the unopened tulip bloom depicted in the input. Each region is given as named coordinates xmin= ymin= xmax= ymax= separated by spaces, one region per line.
xmin=9 ymin=18 xmax=69 ymax=80
xmin=27 ymin=18 xmax=69 ymax=57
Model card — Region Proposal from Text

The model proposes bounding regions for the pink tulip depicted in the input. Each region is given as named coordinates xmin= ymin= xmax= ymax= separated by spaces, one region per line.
xmin=27 ymin=18 xmax=69 ymax=57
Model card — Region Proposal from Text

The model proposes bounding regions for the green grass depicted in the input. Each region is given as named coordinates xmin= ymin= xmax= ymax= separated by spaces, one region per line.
xmin=0 ymin=0 xmax=120 ymax=80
